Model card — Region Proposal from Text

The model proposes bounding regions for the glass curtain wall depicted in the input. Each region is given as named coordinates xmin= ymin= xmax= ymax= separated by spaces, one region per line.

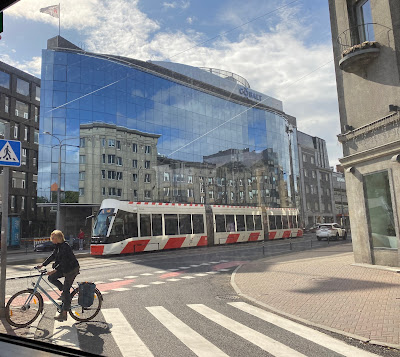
xmin=38 ymin=49 xmax=299 ymax=208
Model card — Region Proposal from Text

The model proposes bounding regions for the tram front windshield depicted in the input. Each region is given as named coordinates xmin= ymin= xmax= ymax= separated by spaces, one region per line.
xmin=93 ymin=208 xmax=115 ymax=237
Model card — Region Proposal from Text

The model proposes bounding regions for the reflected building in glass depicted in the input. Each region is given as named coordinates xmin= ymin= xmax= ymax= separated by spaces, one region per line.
xmin=38 ymin=36 xmax=300 ymax=231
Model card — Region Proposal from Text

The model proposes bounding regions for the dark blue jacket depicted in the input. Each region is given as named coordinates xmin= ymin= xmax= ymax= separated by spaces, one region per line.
xmin=43 ymin=241 xmax=80 ymax=274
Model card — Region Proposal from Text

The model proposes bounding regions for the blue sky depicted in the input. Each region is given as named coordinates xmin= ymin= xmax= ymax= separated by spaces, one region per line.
xmin=1 ymin=0 xmax=342 ymax=165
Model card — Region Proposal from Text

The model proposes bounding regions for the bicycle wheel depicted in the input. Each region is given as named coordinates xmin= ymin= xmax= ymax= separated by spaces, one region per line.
xmin=6 ymin=289 xmax=44 ymax=328
xmin=69 ymin=288 xmax=102 ymax=322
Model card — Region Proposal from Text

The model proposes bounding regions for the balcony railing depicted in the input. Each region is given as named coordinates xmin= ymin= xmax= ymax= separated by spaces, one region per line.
xmin=337 ymin=23 xmax=392 ymax=56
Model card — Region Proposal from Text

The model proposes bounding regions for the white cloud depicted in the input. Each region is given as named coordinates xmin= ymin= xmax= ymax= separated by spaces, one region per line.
xmin=0 ymin=54 xmax=41 ymax=77
xmin=163 ymin=1 xmax=190 ymax=10
xmin=186 ymin=16 xmax=196 ymax=25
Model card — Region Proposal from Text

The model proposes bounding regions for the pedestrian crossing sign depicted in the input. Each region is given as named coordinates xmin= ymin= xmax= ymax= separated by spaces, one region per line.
xmin=0 ymin=139 xmax=21 ymax=167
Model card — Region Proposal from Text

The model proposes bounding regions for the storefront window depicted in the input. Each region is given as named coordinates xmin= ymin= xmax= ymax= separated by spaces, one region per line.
xmin=364 ymin=171 xmax=397 ymax=249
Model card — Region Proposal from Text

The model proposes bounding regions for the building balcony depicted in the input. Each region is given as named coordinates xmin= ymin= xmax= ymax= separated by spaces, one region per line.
xmin=337 ymin=23 xmax=392 ymax=73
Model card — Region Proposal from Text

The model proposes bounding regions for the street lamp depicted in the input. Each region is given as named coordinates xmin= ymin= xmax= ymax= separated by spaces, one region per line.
xmin=43 ymin=131 xmax=79 ymax=230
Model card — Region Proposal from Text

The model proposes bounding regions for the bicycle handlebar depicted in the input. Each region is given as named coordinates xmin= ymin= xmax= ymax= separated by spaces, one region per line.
xmin=34 ymin=266 xmax=47 ymax=275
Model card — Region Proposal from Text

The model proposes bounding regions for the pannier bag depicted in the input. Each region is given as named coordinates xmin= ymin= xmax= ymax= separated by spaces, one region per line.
xmin=78 ymin=282 xmax=96 ymax=307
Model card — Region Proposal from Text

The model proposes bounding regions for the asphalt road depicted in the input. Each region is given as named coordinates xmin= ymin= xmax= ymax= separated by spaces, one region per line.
xmin=3 ymin=235 xmax=391 ymax=356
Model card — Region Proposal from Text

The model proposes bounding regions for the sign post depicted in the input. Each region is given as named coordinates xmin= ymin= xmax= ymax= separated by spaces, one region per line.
xmin=0 ymin=130 xmax=21 ymax=317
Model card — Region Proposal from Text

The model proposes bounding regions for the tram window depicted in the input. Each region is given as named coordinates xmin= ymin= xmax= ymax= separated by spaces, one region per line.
xmin=179 ymin=214 xmax=192 ymax=234
xmin=152 ymin=214 xmax=162 ymax=236
xmin=296 ymin=215 xmax=300 ymax=228
xmin=165 ymin=214 xmax=178 ymax=235
xmin=111 ymin=217 xmax=124 ymax=236
xmin=140 ymin=214 xmax=151 ymax=237
xmin=236 ymin=215 xmax=245 ymax=231
xmin=226 ymin=215 xmax=235 ymax=232
xmin=215 ymin=215 xmax=226 ymax=232
xmin=254 ymin=215 xmax=262 ymax=230
xmin=276 ymin=215 xmax=283 ymax=229
xmin=269 ymin=216 xmax=276 ymax=230
xmin=282 ymin=215 xmax=289 ymax=229
xmin=288 ymin=215 xmax=293 ymax=228
xmin=125 ymin=212 xmax=138 ymax=237
xmin=246 ymin=215 xmax=255 ymax=231
xmin=193 ymin=214 xmax=204 ymax=234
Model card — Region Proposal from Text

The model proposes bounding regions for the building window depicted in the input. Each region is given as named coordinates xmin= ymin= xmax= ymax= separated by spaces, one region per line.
xmin=327 ymin=203 xmax=331 ymax=212
xmin=187 ymin=189 xmax=194 ymax=197
xmin=208 ymin=191 xmax=214 ymax=199
xmin=310 ymin=157 xmax=315 ymax=164
xmin=145 ymin=190 xmax=151 ymax=199
xmin=364 ymin=171 xmax=396 ymax=248
xmin=116 ymin=140 xmax=121 ymax=150
xmin=188 ymin=175 xmax=193 ymax=183
xmin=16 ymin=78 xmax=30 ymax=96
xmin=357 ymin=0 xmax=374 ymax=42
xmin=79 ymin=155 xmax=86 ymax=164
xmin=4 ymin=96 xmax=9 ymax=113
xmin=101 ymin=170 xmax=106 ymax=179
xmin=79 ymin=172 xmax=85 ymax=181
xmin=132 ymin=143 xmax=137 ymax=152
xmin=14 ymin=125 xmax=19 ymax=139
xmin=145 ymin=145 xmax=151 ymax=154
xmin=35 ymin=86 xmax=41 ymax=101
xmin=108 ymin=170 xmax=116 ymax=180
xmin=133 ymin=189 xmax=138 ymax=198
xmin=132 ymin=173 xmax=138 ymax=182
xmin=200 ymin=183 xmax=204 ymax=193
xmin=116 ymin=157 xmax=123 ymax=166
xmin=164 ymin=172 xmax=170 ymax=182
xmin=24 ymin=127 xmax=29 ymax=141
xmin=21 ymin=196 xmax=25 ymax=211
xmin=79 ymin=188 xmax=85 ymax=196
xmin=302 ymin=154 xmax=307 ymax=162
xmin=34 ymin=130 xmax=39 ymax=144
xmin=312 ymin=171 xmax=316 ymax=178
xmin=34 ymin=107 xmax=39 ymax=122
xmin=108 ymin=139 xmax=115 ymax=147
xmin=0 ymin=71 xmax=10 ymax=89
xmin=11 ymin=195 xmax=15 ymax=209
xmin=174 ymin=174 xmax=184 ymax=182
xmin=102 ymin=138 xmax=106 ymax=147
xmin=108 ymin=155 xmax=115 ymax=164
xmin=306 ymin=185 xmax=310 ymax=194
xmin=200 ymin=196 xmax=204 ymax=203
xmin=307 ymin=202 xmax=311 ymax=210
xmin=208 ymin=177 xmax=213 ymax=185
xmin=144 ymin=174 xmax=151 ymax=183
xmin=22 ymin=148 xmax=27 ymax=157
xmin=326 ymin=188 xmax=330 ymax=196
xmin=80 ymin=138 xmax=85 ymax=148
xmin=144 ymin=160 xmax=150 ymax=169
xmin=163 ymin=187 xmax=170 ymax=196
xmin=314 ymin=202 xmax=319 ymax=211
xmin=132 ymin=159 xmax=137 ymax=168
xmin=12 ymin=178 xmax=16 ymax=188
xmin=116 ymin=172 xmax=123 ymax=181
xmin=102 ymin=187 xmax=106 ymax=196
xmin=33 ymin=157 xmax=37 ymax=167
xmin=117 ymin=189 xmax=122 ymax=197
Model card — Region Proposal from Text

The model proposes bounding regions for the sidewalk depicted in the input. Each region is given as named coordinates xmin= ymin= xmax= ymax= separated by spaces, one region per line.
xmin=232 ymin=243 xmax=400 ymax=350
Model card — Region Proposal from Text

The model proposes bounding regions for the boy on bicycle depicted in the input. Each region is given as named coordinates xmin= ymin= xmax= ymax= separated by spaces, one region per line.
xmin=37 ymin=230 xmax=80 ymax=321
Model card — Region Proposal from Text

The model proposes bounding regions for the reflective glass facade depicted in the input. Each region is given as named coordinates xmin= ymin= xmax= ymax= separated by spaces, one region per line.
xmin=39 ymin=46 xmax=300 ymax=208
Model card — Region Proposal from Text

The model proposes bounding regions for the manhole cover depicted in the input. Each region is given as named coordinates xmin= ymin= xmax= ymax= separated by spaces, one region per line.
xmin=215 ymin=295 xmax=241 ymax=301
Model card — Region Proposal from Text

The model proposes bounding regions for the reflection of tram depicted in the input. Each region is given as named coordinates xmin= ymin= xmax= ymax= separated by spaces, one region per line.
xmin=90 ymin=199 xmax=303 ymax=256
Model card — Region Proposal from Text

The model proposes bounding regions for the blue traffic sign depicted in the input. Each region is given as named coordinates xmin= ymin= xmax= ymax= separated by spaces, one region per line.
xmin=0 ymin=139 xmax=21 ymax=167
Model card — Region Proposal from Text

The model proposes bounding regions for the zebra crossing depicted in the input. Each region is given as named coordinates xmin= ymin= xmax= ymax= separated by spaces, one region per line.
xmin=31 ymin=302 xmax=379 ymax=357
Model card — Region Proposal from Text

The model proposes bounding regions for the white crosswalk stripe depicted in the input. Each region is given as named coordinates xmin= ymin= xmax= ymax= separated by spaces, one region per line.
xmin=229 ymin=302 xmax=378 ymax=357
xmin=147 ymin=306 xmax=228 ymax=357
xmin=102 ymin=308 xmax=153 ymax=357
xmin=52 ymin=312 xmax=80 ymax=349
xmin=188 ymin=304 xmax=307 ymax=357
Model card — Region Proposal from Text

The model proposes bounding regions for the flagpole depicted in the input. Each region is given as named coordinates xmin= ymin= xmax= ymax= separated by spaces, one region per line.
xmin=58 ymin=3 xmax=60 ymax=36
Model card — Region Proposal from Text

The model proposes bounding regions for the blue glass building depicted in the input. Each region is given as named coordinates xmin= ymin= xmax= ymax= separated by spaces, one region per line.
xmin=38 ymin=36 xmax=300 ymax=215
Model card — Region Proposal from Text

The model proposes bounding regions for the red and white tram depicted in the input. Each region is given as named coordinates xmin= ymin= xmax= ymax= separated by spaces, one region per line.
xmin=90 ymin=199 xmax=302 ymax=256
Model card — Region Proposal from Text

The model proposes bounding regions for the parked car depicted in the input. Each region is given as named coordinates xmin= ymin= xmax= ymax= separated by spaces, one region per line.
xmin=316 ymin=223 xmax=347 ymax=241
xmin=305 ymin=224 xmax=320 ymax=233
xmin=34 ymin=241 xmax=55 ymax=252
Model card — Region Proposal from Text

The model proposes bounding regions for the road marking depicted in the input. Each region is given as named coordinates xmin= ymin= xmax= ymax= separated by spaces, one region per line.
xmin=179 ymin=266 xmax=191 ymax=269
xmin=133 ymin=284 xmax=149 ymax=288
xmin=206 ymin=271 xmax=218 ymax=274
xmin=189 ymin=304 xmax=306 ymax=357
xmin=147 ymin=306 xmax=228 ymax=357
xmin=167 ymin=268 xmax=179 ymax=272
xmin=217 ymin=269 xmax=231 ymax=272
xmin=181 ymin=276 xmax=195 ymax=279
xmin=166 ymin=278 xmax=181 ymax=282
xmin=124 ymin=276 xmax=138 ymax=279
xmin=52 ymin=312 xmax=80 ymax=349
xmin=26 ymin=311 xmax=43 ymax=339
xmin=209 ymin=261 xmax=219 ymax=264
xmin=154 ymin=270 xmax=167 ymax=274
xmin=150 ymin=281 xmax=165 ymax=285
xmin=44 ymin=300 xmax=53 ymax=305
xmin=200 ymin=263 xmax=210 ymax=265
xmin=94 ymin=281 xmax=106 ymax=284
xmin=190 ymin=264 xmax=201 ymax=267
xmin=230 ymin=302 xmax=379 ymax=357
xmin=140 ymin=273 xmax=153 ymax=276
xmin=194 ymin=273 xmax=208 ymax=277
xmin=102 ymin=308 xmax=153 ymax=357
xmin=109 ymin=278 xmax=124 ymax=281
xmin=112 ymin=288 xmax=131 ymax=292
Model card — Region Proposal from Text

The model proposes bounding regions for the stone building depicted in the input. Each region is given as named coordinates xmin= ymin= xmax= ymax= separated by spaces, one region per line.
xmin=328 ymin=0 xmax=400 ymax=265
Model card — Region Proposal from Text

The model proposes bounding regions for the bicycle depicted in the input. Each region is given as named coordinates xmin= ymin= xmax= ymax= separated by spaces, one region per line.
xmin=6 ymin=267 xmax=103 ymax=328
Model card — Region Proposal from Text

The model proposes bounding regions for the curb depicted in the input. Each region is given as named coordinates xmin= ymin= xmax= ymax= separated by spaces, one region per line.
xmin=230 ymin=264 xmax=400 ymax=351
xmin=5 ymin=253 xmax=91 ymax=266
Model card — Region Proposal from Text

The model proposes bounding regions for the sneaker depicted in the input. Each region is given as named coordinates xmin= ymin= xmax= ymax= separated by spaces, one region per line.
xmin=57 ymin=293 xmax=65 ymax=301
xmin=54 ymin=311 xmax=67 ymax=321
